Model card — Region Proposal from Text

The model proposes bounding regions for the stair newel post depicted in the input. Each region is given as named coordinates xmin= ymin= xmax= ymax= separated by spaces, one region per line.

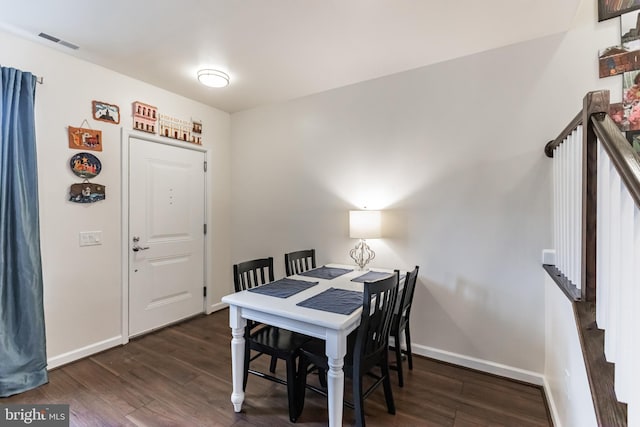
xmin=582 ymin=90 xmax=609 ymax=303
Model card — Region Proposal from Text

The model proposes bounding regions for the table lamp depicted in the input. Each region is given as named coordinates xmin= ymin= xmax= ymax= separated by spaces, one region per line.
xmin=349 ymin=210 xmax=381 ymax=270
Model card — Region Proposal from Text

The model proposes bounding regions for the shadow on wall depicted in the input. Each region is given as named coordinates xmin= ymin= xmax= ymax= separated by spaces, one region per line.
xmin=386 ymin=150 xmax=549 ymax=370
xmin=414 ymin=273 xmax=540 ymax=367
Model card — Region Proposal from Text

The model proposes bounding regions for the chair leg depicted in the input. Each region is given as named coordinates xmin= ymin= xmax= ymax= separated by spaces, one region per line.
xmin=394 ymin=332 xmax=404 ymax=387
xmin=405 ymin=326 xmax=413 ymax=370
xmin=286 ymin=358 xmax=298 ymax=422
xmin=318 ymin=368 xmax=327 ymax=388
xmin=270 ymin=355 xmax=278 ymax=373
xmin=353 ymin=371 xmax=366 ymax=427
xmin=295 ymin=357 xmax=310 ymax=421
xmin=381 ymin=361 xmax=396 ymax=415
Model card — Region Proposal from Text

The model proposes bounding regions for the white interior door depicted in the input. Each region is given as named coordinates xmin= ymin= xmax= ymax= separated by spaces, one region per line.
xmin=128 ymin=137 xmax=205 ymax=337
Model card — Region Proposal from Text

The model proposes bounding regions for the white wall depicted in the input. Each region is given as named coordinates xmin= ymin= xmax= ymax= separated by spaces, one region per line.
xmin=0 ymin=1 xmax=621 ymax=417
xmin=1 ymin=29 xmax=232 ymax=367
xmin=544 ymin=274 xmax=597 ymax=427
xmin=230 ymin=0 xmax=618 ymax=380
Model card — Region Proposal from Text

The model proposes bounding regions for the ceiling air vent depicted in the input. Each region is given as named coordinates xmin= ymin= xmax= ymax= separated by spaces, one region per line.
xmin=38 ymin=32 xmax=79 ymax=50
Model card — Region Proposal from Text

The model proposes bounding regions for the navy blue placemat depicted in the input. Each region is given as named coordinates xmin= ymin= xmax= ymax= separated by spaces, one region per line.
xmin=296 ymin=287 xmax=362 ymax=315
xmin=351 ymin=271 xmax=406 ymax=283
xmin=351 ymin=271 xmax=393 ymax=282
xmin=248 ymin=278 xmax=319 ymax=298
xmin=299 ymin=266 xmax=353 ymax=280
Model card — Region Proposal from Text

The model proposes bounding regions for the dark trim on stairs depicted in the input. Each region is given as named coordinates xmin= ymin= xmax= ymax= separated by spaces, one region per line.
xmin=542 ymin=264 xmax=581 ymax=301
xmin=573 ymin=301 xmax=627 ymax=427
xmin=544 ymin=265 xmax=627 ymax=427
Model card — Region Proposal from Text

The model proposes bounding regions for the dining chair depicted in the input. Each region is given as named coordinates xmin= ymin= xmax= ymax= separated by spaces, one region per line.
xmin=389 ymin=266 xmax=419 ymax=387
xmin=295 ymin=271 xmax=400 ymax=426
xmin=284 ymin=249 xmax=316 ymax=276
xmin=232 ymin=257 xmax=310 ymax=422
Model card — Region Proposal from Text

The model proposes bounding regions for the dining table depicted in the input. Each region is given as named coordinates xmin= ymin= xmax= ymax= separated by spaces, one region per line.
xmin=221 ymin=263 xmax=399 ymax=427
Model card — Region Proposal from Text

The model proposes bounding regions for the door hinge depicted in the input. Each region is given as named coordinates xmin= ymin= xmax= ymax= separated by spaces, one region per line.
xmin=203 ymin=224 xmax=207 ymax=235
xmin=204 ymin=161 xmax=207 ymax=172
xmin=203 ymin=286 xmax=207 ymax=297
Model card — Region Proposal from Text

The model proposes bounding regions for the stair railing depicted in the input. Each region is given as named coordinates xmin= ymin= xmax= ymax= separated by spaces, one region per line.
xmin=545 ymin=90 xmax=639 ymax=427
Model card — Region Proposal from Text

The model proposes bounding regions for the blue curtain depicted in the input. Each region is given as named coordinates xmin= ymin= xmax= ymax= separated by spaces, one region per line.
xmin=0 ymin=66 xmax=48 ymax=396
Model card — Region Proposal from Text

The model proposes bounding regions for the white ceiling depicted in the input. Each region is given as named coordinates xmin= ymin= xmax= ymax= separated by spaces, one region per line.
xmin=0 ymin=0 xmax=582 ymax=113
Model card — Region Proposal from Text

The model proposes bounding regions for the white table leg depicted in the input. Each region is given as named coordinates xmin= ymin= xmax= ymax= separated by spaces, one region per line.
xmin=229 ymin=306 xmax=246 ymax=412
xmin=325 ymin=330 xmax=347 ymax=427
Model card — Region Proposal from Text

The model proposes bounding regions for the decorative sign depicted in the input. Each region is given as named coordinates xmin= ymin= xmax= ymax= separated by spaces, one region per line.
xmin=132 ymin=101 xmax=158 ymax=134
xmin=158 ymin=113 xmax=202 ymax=145
xmin=70 ymin=152 xmax=102 ymax=179
xmin=599 ymin=0 xmax=640 ymax=21
xmin=68 ymin=126 xmax=102 ymax=151
xmin=69 ymin=182 xmax=106 ymax=203
xmin=92 ymin=100 xmax=120 ymax=124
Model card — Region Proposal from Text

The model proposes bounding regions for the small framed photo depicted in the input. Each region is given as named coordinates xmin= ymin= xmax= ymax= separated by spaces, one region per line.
xmin=68 ymin=126 xmax=102 ymax=151
xmin=626 ymin=129 xmax=640 ymax=153
xmin=92 ymin=100 xmax=120 ymax=124
xmin=599 ymin=0 xmax=640 ymax=21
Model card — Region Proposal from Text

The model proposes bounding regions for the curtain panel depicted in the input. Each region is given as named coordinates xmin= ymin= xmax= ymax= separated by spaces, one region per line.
xmin=0 ymin=66 xmax=48 ymax=396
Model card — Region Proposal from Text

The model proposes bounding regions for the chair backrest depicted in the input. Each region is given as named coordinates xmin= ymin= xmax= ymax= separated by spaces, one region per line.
xmin=233 ymin=257 xmax=275 ymax=292
xmin=354 ymin=270 xmax=400 ymax=373
xmin=284 ymin=249 xmax=316 ymax=276
xmin=394 ymin=266 xmax=419 ymax=330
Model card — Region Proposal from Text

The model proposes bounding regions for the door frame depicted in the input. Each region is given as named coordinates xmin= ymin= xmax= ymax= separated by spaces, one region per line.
xmin=120 ymin=129 xmax=210 ymax=344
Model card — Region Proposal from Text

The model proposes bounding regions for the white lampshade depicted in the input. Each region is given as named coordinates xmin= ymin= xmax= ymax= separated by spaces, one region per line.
xmin=197 ymin=69 xmax=230 ymax=88
xmin=349 ymin=210 xmax=382 ymax=239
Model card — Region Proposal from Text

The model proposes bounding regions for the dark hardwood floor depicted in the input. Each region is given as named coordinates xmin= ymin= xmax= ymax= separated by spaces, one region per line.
xmin=1 ymin=309 xmax=552 ymax=426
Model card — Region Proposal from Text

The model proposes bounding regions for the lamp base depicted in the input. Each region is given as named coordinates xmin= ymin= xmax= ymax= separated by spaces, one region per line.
xmin=349 ymin=239 xmax=375 ymax=271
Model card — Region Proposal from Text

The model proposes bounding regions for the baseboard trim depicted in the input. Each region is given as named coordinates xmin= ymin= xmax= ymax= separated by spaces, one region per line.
xmin=412 ymin=343 xmax=545 ymax=386
xmin=47 ymin=335 xmax=122 ymax=370
xmin=207 ymin=301 xmax=227 ymax=314
xmin=543 ymin=376 xmax=563 ymax=427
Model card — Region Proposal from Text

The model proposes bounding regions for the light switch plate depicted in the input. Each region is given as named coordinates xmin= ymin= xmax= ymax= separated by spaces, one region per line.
xmin=79 ymin=231 xmax=102 ymax=246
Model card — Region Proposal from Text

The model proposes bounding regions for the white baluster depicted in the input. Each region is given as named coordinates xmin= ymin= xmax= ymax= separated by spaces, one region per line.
xmin=560 ymin=136 xmax=566 ymax=277
xmin=605 ymin=165 xmax=621 ymax=362
xmin=629 ymin=205 xmax=640 ymax=426
xmin=575 ymin=126 xmax=583 ymax=289
xmin=596 ymin=140 xmax=610 ymax=329
xmin=615 ymin=186 xmax=634 ymax=403
xmin=568 ymin=132 xmax=575 ymax=284
xmin=553 ymin=144 xmax=559 ymax=266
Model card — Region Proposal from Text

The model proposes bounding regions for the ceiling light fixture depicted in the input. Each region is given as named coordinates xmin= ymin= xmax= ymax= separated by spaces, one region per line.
xmin=197 ymin=69 xmax=230 ymax=88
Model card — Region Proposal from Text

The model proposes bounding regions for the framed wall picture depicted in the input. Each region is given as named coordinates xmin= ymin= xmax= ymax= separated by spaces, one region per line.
xmin=92 ymin=100 xmax=120 ymax=124
xmin=68 ymin=126 xmax=102 ymax=151
xmin=626 ymin=129 xmax=640 ymax=153
xmin=69 ymin=182 xmax=106 ymax=203
xmin=599 ymin=0 xmax=640 ymax=21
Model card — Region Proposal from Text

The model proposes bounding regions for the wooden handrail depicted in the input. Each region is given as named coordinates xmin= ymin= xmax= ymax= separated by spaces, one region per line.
xmin=590 ymin=113 xmax=640 ymax=209
xmin=544 ymin=110 xmax=583 ymax=157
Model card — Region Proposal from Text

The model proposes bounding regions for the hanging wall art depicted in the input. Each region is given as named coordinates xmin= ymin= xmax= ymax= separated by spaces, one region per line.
xmin=132 ymin=101 xmax=158 ymax=134
xmin=69 ymin=182 xmax=106 ymax=203
xmin=92 ymin=100 xmax=120 ymax=124
xmin=70 ymin=152 xmax=102 ymax=179
xmin=599 ymin=0 xmax=640 ymax=21
xmin=68 ymin=124 xmax=102 ymax=151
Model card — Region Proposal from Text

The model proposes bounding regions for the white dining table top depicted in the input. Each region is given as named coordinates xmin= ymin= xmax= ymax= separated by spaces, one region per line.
xmin=221 ymin=263 xmax=397 ymax=331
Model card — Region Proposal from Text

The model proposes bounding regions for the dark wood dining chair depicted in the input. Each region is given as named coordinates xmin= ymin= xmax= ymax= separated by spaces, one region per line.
xmin=284 ymin=249 xmax=316 ymax=276
xmin=232 ymin=257 xmax=310 ymax=422
xmin=295 ymin=271 xmax=400 ymax=426
xmin=389 ymin=265 xmax=419 ymax=387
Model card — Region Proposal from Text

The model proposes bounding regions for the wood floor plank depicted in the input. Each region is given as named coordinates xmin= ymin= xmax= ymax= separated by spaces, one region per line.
xmin=62 ymin=358 xmax=153 ymax=414
xmin=0 ymin=309 xmax=553 ymax=426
